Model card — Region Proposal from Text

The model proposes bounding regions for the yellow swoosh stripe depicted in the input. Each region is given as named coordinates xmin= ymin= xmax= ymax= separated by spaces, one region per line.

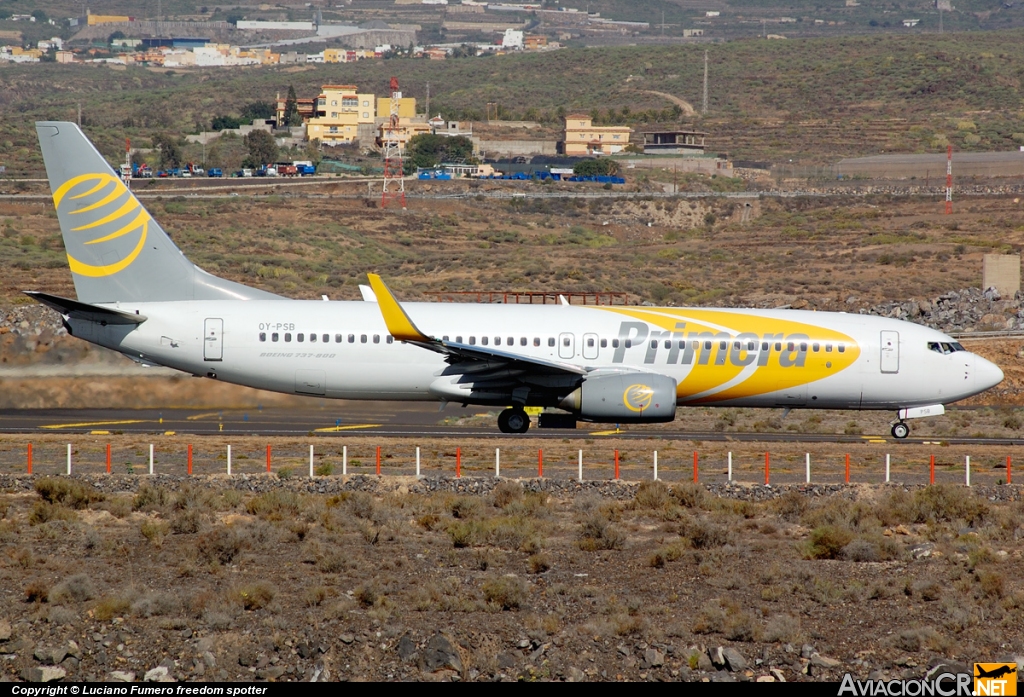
xmin=70 ymin=181 xmax=126 ymax=214
xmin=71 ymin=197 xmax=139 ymax=231
xmin=84 ymin=209 xmax=149 ymax=245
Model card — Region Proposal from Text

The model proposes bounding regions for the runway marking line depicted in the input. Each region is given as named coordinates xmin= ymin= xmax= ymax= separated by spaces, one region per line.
xmin=42 ymin=420 xmax=146 ymax=430
xmin=313 ymin=424 xmax=382 ymax=432
xmin=589 ymin=430 xmax=623 ymax=436
xmin=90 ymin=430 xmax=111 ymax=435
xmin=868 ymin=439 xmax=887 ymax=444
xmin=186 ymin=412 xmax=221 ymax=421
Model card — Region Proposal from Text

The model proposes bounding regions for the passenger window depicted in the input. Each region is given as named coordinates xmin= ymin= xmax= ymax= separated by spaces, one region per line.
xmin=664 ymin=340 xmax=671 ymax=349
xmin=373 ymin=335 xmax=380 ymax=344
xmin=297 ymin=333 xmax=304 ymax=342
xmin=601 ymin=339 xmax=607 ymax=348
xmin=469 ymin=336 xmax=476 ymax=345
xmin=825 ymin=343 xmax=832 ymax=352
xmin=747 ymin=341 xmax=755 ymax=351
xmin=533 ymin=338 xmax=540 ymax=347
xmin=387 ymin=336 xmax=394 ymax=344
xmin=838 ymin=344 xmax=846 ymax=353
xmin=678 ymin=340 xmax=685 ymax=349
xmin=456 ymin=336 xmax=463 ymax=343
xmin=285 ymin=333 xmax=292 ymax=342
xmin=481 ymin=337 xmax=488 ymax=346
xmin=272 ymin=332 xmax=279 ymax=342
xmin=493 ymin=337 xmax=500 ymax=346
xmin=650 ymin=340 xmax=658 ymax=349
xmin=733 ymin=341 xmax=740 ymax=350
xmin=310 ymin=334 xmax=317 ymax=343
xmin=348 ymin=334 xmax=355 ymax=343
xmin=800 ymin=343 xmax=807 ymax=352
xmin=521 ymin=337 xmax=527 ymax=346
xmin=812 ymin=343 xmax=819 ymax=352
xmin=625 ymin=339 xmax=632 ymax=348
xmin=563 ymin=337 xmax=570 ymax=347
xmin=548 ymin=338 xmax=555 ymax=347
xmin=775 ymin=342 xmax=782 ymax=351
xmin=719 ymin=341 xmax=727 ymax=351
xmin=787 ymin=342 xmax=794 ymax=351
xmin=704 ymin=341 xmax=712 ymax=350
xmin=588 ymin=338 xmax=595 ymax=347
xmin=322 ymin=334 xmax=329 ymax=343
xmin=507 ymin=337 xmax=514 ymax=345
xmin=259 ymin=332 xmax=266 ymax=342
xmin=335 ymin=334 xmax=342 ymax=343
xmin=442 ymin=335 xmax=449 ymax=341
xmin=360 ymin=334 xmax=367 ymax=343
xmin=761 ymin=342 xmax=768 ymax=351
xmin=612 ymin=339 xmax=619 ymax=348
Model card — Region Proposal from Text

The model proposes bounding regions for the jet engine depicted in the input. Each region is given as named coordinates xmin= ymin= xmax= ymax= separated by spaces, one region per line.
xmin=559 ymin=372 xmax=677 ymax=422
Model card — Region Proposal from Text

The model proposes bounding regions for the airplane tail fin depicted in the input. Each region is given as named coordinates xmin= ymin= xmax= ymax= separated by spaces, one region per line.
xmin=35 ymin=122 xmax=280 ymax=303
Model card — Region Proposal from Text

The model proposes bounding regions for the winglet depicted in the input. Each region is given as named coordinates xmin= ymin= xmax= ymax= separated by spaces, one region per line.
xmin=367 ymin=274 xmax=431 ymax=342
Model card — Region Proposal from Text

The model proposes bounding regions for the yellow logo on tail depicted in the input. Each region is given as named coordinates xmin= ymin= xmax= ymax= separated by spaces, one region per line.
xmin=53 ymin=172 xmax=150 ymax=278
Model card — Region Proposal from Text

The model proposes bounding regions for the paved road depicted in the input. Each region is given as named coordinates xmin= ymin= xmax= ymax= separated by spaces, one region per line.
xmin=2 ymin=406 xmax=1022 ymax=446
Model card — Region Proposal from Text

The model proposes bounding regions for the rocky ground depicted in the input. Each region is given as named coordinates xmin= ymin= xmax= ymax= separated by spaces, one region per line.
xmin=0 ymin=474 xmax=1022 ymax=683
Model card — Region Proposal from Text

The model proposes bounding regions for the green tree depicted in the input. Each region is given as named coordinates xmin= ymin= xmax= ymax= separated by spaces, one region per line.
xmin=31 ymin=10 xmax=48 ymax=22
xmin=243 ymin=129 xmax=278 ymax=167
xmin=283 ymin=85 xmax=301 ymax=127
xmin=108 ymin=30 xmax=126 ymax=44
xmin=151 ymin=133 xmax=182 ymax=169
xmin=572 ymin=158 xmax=619 ymax=176
xmin=240 ymin=101 xmax=274 ymax=123
xmin=405 ymin=134 xmax=475 ymax=169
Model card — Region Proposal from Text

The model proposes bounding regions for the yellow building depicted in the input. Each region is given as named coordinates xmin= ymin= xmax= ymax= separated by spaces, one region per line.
xmin=87 ymin=14 xmax=132 ymax=25
xmin=563 ymin=114 xmax=631 ymax=156
xmin=376 ymin=95 xmax=416 ymax=120
xmin=305 ymin=85 xmax=378 ymax=145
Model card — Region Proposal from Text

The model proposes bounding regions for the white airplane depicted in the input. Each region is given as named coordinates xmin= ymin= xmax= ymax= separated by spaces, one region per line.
xmin=28 ymin=121 xmax=1004 ymax=436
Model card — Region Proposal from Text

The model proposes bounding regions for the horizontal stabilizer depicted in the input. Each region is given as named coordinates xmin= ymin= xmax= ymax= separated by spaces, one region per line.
xmin=24 ymin=291 xmax=147 ymax=325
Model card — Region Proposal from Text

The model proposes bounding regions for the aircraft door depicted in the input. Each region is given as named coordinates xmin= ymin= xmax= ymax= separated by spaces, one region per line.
xmin=582 ymin=332 xmax=599 ymax=360
xmin=880 ymin=331 xmax=899 ymax=374
xmin=558 ymin=332 xmax=575 ymax=359
xmin=204 ymin=318 xmax=223 ymax=361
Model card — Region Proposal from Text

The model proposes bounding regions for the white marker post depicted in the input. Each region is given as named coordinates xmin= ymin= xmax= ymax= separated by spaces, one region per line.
xmin=885 ymin=454 xmax=890 ymax=483
xmin=149 ymin=444 xmax=154 ymax=475
xmin=965 ymin=455 xmax=971 ymax=487
xmin=227 ymin=445 xmax=232 ymax=476
xmin=415 ymin=447 xmax=421 ymax=479
xmin=727 ymin=452 xmax=732 ymax=483
xmin=805 ymin=453 xmax=811 ymax=484
xmin=653 ymin=451 xmax=658 ymax=481
xmin=495 ymin=448 xmax=500 ymax=479
xmin=342 ymin=445 xmax=347 ymax=476
xmin=309 ymin=445 xmax=314 ymax=479
xmin=578 ymin=449 xmax=583 ymax=482
xmin=67 ymin=444 xmax=72 ymax=475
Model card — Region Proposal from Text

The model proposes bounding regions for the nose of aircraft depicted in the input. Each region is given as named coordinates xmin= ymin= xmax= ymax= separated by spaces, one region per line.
xmin=974 ymin=354 xmax=1004 ymax=392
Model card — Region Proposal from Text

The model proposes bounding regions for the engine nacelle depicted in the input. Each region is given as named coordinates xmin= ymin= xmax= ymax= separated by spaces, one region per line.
xmin=559 ymin=372 xmax=677 ymax=423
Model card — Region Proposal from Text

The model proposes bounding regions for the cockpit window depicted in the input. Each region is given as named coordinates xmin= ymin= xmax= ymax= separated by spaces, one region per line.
xmin=928 ymin=341 xmax=965 ymax=355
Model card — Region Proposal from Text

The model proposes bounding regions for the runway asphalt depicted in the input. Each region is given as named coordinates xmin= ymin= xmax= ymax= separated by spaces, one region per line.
xmin=2 ymin=405 xmax=1023 ymax=446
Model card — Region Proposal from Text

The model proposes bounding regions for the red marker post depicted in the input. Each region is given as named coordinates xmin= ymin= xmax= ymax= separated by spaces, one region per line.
xmin=376 ymin=446 xmax=381 ymax=476
xmin=845 ymin=453 xmax=850 ymax=484
xmin=266 ymin=444 xmax=272 ymax=473
xmin=929 ymin=455 xmax=935 ymax=485
xmin=456 ymin=447 xmax=461 ymax=478
xmin=27 ymin=443 xmax=32 ymax=475
xmin=187 ymin=444 xmax=193 ymax=476
xmin=106 ymin=443 xmax=111 ymax=474
xmin=614 ymin=450 xmax=620 ymax=480
xmin=764 ymin=452 xmax=770 ymax=486
xmin=1008 ymin=456 xmax=1013 ymax=485
xmin=693 ymin=451 xmax=699 ymax=483
xmin=538 ymin=449 xmax=543 ymax=478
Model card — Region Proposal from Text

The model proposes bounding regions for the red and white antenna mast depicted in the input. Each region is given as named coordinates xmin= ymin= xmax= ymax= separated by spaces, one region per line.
xmin=944 ymin=144 xmax=952 ymax=215
xmin=381 ymin=76 xmax=406 ymax=210
xmin=121 ymin=138 xmax=132 ymax=189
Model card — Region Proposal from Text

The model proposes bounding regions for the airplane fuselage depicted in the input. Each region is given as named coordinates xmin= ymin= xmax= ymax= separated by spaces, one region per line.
xmin=70 ymin=300 xmax=999 ymax=412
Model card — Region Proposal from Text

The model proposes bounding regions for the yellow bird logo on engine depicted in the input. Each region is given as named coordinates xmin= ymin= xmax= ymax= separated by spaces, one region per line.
xmin=623 ymin=383 xmax=656 ymax=412
xmin=52 ymin=172 xmax=150 ymax=278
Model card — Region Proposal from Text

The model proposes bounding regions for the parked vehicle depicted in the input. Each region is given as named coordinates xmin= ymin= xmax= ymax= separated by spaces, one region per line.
xmin=275 ymin=163 xmax=298 ymax=177
xmin=207 ymin=168 xmax=223 ymax=178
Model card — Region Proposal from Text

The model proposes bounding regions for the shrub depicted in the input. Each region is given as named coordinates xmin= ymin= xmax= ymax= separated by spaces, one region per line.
xmin=29 ymin=501 xmax=77 ymax=525
xmin=93 ymin=595 xmax=131 ymax=621
xmin=140 ymin=519 xmax=168 ymax=546
xmin=482 ymin=576 xmax=526 ymax=610
xmin=671 ymin=483 xmax=708 ymax=509
xmin=133 ymin=484 xmax=170 ymax=512
xmin=171 ymin=509 xmax=202 ymax=534
xmin=233 ymin=583 xmax=275 ymax=611
xmin=197 ymin=526 xmax=245 ymax=564
xmin=25 ymin=580 xmax=49 ymax=603
xmin=805 ymin=525 xmax=854 ymax=560
xmin=576 ymin=514 xmax=625 ymax=551
xmin=978 ymin=570 xmax=1005 ymax=598
xmin=681 ymin=517 xmax=732 ymax=549
xmin=35 ymin=478 xmax=104 ymax=509
xmin=314 ymin=462 xmax=334 ymax=476
xmin=761 ymin=614 xmax=804 ymax=643
xmin=492 ymin=480 xmax=524 ymax=509
xmin=50 ymin=574 xmax=95 ymax=604
xmin=528 ymin=553 xmax=551 ymax=574
xmin=246 ymin=490 xmax=301 ymax=520
xmin=634 ymin=480 xmax=672 ymax=511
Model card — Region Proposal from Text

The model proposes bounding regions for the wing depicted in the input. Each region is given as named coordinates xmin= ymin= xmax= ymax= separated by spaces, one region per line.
xmin=367 ymin=274 xmax=587 ymax=405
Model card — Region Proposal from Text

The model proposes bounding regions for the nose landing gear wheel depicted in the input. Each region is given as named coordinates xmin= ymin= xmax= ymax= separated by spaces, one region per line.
xmin=891 ymin=422 xmax=910 ymax=439
xmin=498 ymin=408 xmax=531 ymax=434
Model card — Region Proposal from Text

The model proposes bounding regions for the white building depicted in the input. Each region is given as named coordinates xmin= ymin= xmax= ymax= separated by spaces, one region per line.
xmin=502 ymin=29 xmax=524 ymax=49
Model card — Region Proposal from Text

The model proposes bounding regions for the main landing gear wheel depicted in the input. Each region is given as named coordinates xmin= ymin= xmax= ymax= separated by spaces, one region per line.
xmin=498 ymin=408 xmax=531 ymax=434
xmin=891 ymin=422 xmax=910 ymax=439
